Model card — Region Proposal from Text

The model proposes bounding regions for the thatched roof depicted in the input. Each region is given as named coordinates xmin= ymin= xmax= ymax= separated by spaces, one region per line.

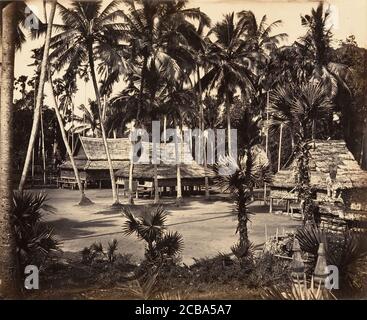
xmin=271 ymin=140 xmax=367 ymax=190
xmin=77 ymin=137 xmax=130 ymax=161
xmin=60 ymin=137 xmax=215 ymax=178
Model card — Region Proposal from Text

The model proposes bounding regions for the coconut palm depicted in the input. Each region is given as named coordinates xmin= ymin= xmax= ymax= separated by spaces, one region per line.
xmin=238 ymin=10 xmax=288 ymax=64
xmin=49 ymin=72 xmax=93 ymax=205
xmin=19 ymin=1 xmax=57 ymax=192
xmin=50 ymin=0 xmax=127 ymax=206
xmin=200 ymin=13 xmax=254 ymax=154
xmin=72 ymin=100 xmax=101 ymax=138
xmin=0 ymin=1 xmax=20 ymax=298
xmin=111 ymin=0 xmax=208 ymax=204
xmin=299 ymin=2 xmax=350 ymax=97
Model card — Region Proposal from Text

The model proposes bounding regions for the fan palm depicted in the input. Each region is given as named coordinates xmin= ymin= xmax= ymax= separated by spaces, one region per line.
xmin=122 ymin=205 xmax=184 ymax=262
xmin=270 ymin=81 xmax=333 ymax=223
xmin=49 ymin=0 xmax=127 ymax=206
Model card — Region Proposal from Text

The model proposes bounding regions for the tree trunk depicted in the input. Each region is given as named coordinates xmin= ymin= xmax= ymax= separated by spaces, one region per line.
xmin=197 ymin=67 xmax=209 ymax=199
xmin=176 ymin=124 xmax=183 ymax=206
xmin=40 ymin=105 xmax=46 ymax=184
xmin=238 ymin=186 xmax=249 ymax=250
xmin=49 ymin=74 xmax=92 ymax=205
xmin=18 ymin=1 xmax=56 ymax=191
xmin=87 ymin=45 xmax=119 ymax=205
xmin=278 ymin=123 xmax=283 ymax=172
xmin=226 ymin=97 xmax=232 ymax=155
xmin=0 ymin=2 xmax=20 ymax=298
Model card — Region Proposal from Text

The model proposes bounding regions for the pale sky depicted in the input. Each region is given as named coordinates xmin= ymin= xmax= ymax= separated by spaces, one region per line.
xmin=16 ymin=0 xmax=367 ymax=107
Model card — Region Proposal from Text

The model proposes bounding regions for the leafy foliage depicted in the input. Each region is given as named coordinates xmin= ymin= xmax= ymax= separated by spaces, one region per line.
xmin=81 ymin=239 xmax=119 ymax=265
xmin=296 ymin=224 xmax=367 ymax=291
xmin=11 ymin=192 xmax=59 ymax=270
xmin=122 ymin=205 xmax=184 ymax=264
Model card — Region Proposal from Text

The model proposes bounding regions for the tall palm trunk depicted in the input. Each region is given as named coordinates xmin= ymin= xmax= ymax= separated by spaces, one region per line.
xmin=197 ymin=67 xmax=209 ymax=199
xmin=50 ymin=74 xmax=92 ymax=205
xmin=278 ymin=123 xmax=283 ymax=171
xmin=87 ymin=45 xmax=119 ymax=206
xmin=176 ymin=122 xmax=183 ymax=206
xmin=226 ymin=97 xmax=232 ymax=155
xmin=237 ymin=185 xmax=249 ymax=248
xmin=0 ymin=2 xmax=20 ymax=298
xmin=40 ymin=105 xmax=46 ymax=184
xmin=18 ymin=1 xmax=56 ymax=191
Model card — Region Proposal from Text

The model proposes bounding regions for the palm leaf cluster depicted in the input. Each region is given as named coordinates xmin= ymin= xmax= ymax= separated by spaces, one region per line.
xmin=11 ymin=192 xmax=59 ymax=270
xmin=296 ymin=224 xmax=367 ymax=291
xmin=122 ymin=205 xmax=184 ymax=262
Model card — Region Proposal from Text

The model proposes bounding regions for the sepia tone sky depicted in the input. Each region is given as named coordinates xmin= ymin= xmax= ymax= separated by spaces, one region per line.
xmin=15 ymin=0 xmax=367 ymax=106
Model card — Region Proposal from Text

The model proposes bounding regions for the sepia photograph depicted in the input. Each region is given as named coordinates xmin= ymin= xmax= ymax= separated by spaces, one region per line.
xmin=0 ymin=0 xmax=367 ymax=305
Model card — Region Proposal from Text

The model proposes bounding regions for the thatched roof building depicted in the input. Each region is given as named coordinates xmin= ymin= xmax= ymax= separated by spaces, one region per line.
xmin=59 ymin=137 xmax=214 ymax=189
xmin=270 ymin=140 xmax=367 ymax=228
xmin=60 ymin=137 xmax=130 ymax=171
xmin=272 ymin=140 xmax=367 ymax=191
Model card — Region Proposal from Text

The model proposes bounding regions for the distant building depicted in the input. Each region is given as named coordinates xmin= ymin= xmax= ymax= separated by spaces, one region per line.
xmin=59 ymin=137 xmax=214 ymax=192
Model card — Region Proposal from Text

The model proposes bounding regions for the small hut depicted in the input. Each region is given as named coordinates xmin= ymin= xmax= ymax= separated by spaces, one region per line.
xmin=270 ymin=140 xmax=367 ymax=230
xmin=59 ymin=137 xmax=130 ymax=188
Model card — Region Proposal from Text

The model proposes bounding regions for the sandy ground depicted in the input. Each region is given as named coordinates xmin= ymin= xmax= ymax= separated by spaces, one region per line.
xmin=33 ymin=188 xmax=300 ymax=265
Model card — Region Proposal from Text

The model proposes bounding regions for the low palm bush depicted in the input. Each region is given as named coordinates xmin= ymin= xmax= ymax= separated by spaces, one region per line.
xmin=296 ymin=224 xmax=367 ymax=293
xmin=11 ymin=191 xmax=59 ymax=271
xmin=122 ymin=205 xmax=184 ymax=265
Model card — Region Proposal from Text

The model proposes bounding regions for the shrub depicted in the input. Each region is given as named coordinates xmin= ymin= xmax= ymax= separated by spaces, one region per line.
xmin=11 ymin=191 xmax=59 ymax=271
xmin=296 ymin=224 xmax=367 ymax=293
xmin=122 ymin=205 xmax=184 ymax=265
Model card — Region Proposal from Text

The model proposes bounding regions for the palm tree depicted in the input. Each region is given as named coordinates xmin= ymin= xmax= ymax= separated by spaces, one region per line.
xmin=19 ymin=1 xmax=57 ymax=192
xmin=50 ymin=1 xmax=126 ymax=206
xmin=200 ymin=13 xmax=254 ymax=154
xmin=238 ymin=11 xmax=287 ymax=62
xmin=216 ymin=147 xmax=270 ymax=262
xmin=271 ymin=81 xmax=333 ymax=223
xmin=114 ymin=0 xmax=209 ymax=204
xmin=123 ymin=205 xmax=184 ymax=263
xmin=216 ymin=107 xmax=270 ymax=260
xmin=299 ymin=2 xmax=350 ymax=97
xmin=49 ymin=72 xmax=93 ymax=205
xmin=72 ymin=100 xmax=101 ymax=137
xmin=0 ymin=1 xmax=20 ymax=298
